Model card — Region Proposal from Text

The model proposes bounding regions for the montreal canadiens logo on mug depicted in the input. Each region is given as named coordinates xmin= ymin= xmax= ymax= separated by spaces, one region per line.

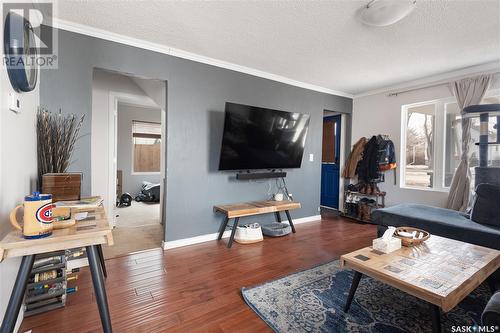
xmin=36 ymin=203 xmax=54 ymax=224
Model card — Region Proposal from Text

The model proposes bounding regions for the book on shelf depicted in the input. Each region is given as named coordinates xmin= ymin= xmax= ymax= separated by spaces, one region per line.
xmin=54 ymin=196 xmax=103 ymax=209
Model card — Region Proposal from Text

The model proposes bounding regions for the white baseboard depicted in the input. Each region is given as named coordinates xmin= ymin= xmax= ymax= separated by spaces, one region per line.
xmin=162 ymin=214 xmax=321 ymax=250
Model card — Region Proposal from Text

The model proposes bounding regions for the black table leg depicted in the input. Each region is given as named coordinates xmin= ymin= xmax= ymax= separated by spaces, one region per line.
xmin=284 ymin=210 xmax=296 ymax=233
xmin=344 ymin=271 xmax=362 ymax=312
xmin=227 ymin=217 xmax=240 ymax=248
xmin=431 ymin=304 xmax=441 ymax=333
xmin=0 ymin=255 xmax=35 ymax=333
xmin=217 ymin=216 xmax=229 ymax=240
xmin=97 ymin=244 xmax=107 ymax=278
xmin=87 ymin=245 xmax=113 ymax=333
xmin=275 ymin=212 xmax=282 ymax=222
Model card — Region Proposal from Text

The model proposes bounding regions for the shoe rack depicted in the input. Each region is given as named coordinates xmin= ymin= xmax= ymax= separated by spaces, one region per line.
xmin=342 ymin=188 xmax=386 ymax=224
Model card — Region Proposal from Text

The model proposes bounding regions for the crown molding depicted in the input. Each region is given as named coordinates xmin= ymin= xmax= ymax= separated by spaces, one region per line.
xmin=354 ymin=61 xmax=500 ymax=98
xmin=52 ymin=18 xmax=353 ymax=99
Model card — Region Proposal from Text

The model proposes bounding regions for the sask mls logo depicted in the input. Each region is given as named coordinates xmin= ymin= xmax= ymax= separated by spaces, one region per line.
xmin=2 ymin=2 xmax=58 ymax=69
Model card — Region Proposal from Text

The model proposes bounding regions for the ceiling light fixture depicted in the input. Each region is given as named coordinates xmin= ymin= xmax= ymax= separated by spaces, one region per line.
xmin=357 ymin=0 xmax=417 ymax=27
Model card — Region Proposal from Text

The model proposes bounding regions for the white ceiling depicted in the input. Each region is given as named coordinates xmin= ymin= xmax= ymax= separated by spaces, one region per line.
xmin=54 ymin=0 xmax=500 ymax=96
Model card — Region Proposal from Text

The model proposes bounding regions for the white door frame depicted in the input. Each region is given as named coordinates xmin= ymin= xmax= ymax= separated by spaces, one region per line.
xmin=105 ymin=92 xmax=165 ymax=228
xmin=320 ymin=111 xmax=348 ymax=212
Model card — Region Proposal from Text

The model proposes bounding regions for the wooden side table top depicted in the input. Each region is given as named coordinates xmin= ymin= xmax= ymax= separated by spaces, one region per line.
xmin=340 ymin=235 xmax=500 ymax=312
xmin=0 ymin=206 xmax=113 ymax=262
xmin=213 ymin=200 xmax=301 ymax=218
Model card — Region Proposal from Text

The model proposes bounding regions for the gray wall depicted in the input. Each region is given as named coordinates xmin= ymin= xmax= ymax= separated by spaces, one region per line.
xmin=117 ymin=103 xmax=161 ymax=195
xmin=41 ymin=29 xmax=352 ymax=241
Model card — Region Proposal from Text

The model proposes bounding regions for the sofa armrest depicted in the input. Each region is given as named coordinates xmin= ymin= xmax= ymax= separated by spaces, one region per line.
xmin=482 ymin=291 xmax=500 ymax=326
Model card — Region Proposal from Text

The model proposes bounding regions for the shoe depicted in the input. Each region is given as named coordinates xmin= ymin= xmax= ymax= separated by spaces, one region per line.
xmin=366 ymin=184 xmax=373 ymax=195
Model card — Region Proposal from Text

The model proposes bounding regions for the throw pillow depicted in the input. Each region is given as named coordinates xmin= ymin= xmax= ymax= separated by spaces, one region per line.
xmin=471 ymin=183 xmax=500 ymax=227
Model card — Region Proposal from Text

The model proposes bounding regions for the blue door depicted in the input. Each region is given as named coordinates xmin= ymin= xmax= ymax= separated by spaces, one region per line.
xmin=321 ymin=115 xmax=341 ymax=209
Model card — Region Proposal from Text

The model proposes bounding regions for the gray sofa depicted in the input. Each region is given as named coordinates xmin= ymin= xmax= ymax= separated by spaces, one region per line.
xmin=371 ymin=203 xmax=500 ymax=250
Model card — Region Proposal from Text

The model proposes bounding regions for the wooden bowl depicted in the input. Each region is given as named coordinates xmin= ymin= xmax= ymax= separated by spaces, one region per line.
xmin=394 ymin=227 xmax=430 ymax=247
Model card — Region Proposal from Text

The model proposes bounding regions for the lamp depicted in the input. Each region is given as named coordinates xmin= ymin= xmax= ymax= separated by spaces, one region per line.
xmin=357 ymin=0 xmax=417 ymax=27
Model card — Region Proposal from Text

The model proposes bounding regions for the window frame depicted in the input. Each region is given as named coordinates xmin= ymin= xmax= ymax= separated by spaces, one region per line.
xmin=400 ymin=89 xmax=500 ymax=192
xmin=131 ymin=120 xmax=162 ymax=175
xmin=400 ymin=98 xmax=453 ymax=192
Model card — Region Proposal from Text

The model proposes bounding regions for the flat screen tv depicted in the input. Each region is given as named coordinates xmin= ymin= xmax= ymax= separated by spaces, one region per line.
xmin=218 ymin=102 xmax=310 ymax=171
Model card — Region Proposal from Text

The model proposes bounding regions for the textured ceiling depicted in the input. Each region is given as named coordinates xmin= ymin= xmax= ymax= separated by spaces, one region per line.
xmin=54 ymin=0 xmax=500 ymax=95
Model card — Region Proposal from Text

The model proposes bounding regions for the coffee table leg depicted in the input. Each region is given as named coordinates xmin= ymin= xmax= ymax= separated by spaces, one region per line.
xmin=217 ymin=216 xmax=229 ymax=240
xmin=431 ymin=304 xmax=441 ymax=333
xmin=284 ymin=210 xmax=296 ymax=233
xmin=344 ymin=271 xmax=362 ymax=312
xmin=275 ymin=212 xmax=282 ymax=222
xmin=227 ymin=217 xmax=240 ymax=248
xmin=0 ymin=255 xmax=35 ymax=333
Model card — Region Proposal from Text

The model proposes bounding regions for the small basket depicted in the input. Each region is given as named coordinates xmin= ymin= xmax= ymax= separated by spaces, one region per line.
xmin=393 ymin=227 xmax=430 ymax=247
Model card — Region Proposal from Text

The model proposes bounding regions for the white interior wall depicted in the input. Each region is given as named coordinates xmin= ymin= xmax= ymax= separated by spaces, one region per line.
xmin=0 ymin=30 xmax=40 ymax=330
xmin=351 ymin=74 xmax=500 ymax=208
xmin=117 ymin=103 xmax=161 ymax=195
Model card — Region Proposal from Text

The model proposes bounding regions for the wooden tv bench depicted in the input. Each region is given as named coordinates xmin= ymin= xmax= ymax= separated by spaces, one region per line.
xmin=213 ymin=200 xmax=301 ymax=248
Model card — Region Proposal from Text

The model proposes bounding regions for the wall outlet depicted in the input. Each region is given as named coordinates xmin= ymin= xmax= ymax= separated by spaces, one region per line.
xmin=9 ymin=92 xmax=21 ymax=113
xmin=309 ymin=153 xmax=314 ymax=162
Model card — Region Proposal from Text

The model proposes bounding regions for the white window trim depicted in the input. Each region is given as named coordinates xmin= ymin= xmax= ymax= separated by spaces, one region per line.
xmin=400 ymin=98 xmax=454 ymax=192
xmin=131 ymin=120 xmax=162 ymax=175
xmin=400 ymin=89 xmax=500 ymax=192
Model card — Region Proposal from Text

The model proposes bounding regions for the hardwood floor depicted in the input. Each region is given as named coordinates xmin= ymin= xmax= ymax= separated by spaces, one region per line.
xmin=20 ymin=215 xmax=376 ymax=333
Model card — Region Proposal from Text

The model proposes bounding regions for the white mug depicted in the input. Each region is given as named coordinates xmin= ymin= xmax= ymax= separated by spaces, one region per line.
xmin=274 ymin=193 xmax=284 ymax=201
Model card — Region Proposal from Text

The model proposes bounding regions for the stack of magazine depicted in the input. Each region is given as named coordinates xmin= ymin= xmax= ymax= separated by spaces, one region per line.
xmin=54 ymin=196 xmax=103 ymax=209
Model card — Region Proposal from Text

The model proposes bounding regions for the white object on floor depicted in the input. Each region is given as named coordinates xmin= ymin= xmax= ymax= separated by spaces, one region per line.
xmin=235 ymin=224 xmax=264 ymax=244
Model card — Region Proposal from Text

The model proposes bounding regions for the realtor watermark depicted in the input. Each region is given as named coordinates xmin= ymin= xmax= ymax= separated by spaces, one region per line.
xmin=2 ymin=1 xmax=58 ymax=69
xmin=451 ymin=325 xmax=500 ymax=333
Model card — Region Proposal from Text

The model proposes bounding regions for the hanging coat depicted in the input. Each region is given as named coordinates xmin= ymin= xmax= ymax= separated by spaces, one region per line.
xmin=342 ymin=137 xmax=367 ymax=178
xmin=357 ymin=136 xmax=381 ymax=183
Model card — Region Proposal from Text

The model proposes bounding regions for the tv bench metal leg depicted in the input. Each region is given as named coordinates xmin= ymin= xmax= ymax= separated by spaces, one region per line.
xmin=217 ymin=216 xmax=229 ymax=240
xmin=227 ymin=217 xmax=240 ymax=248
xmin=285 ymin=210 xmax=296 ymax=233
xmin=275 ymin=212 xmax=282 ymax=222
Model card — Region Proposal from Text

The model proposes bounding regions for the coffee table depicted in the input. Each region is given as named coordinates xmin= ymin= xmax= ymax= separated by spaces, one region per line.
xmin=340 ymin=235 xmax=500 ymax=333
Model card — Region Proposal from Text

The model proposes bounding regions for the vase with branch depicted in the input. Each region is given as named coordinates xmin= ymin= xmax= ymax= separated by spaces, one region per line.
xmin=36 ymin=107 xmax=85 ymax=190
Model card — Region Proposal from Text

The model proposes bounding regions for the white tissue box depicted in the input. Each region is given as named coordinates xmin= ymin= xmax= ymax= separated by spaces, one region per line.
xmin=373 ymin=237 xmax=401 ymax=254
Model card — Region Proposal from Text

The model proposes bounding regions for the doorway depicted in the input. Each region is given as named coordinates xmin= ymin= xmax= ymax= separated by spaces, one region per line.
xmin=91 ymin=68 xmax=166 ymax=258
xmin=321 ymin=114 xmax=341 ymax=209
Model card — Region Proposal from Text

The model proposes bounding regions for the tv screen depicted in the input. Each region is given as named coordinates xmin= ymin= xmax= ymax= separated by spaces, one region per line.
xmin=218 ymin=102 xmax=310 ymax=171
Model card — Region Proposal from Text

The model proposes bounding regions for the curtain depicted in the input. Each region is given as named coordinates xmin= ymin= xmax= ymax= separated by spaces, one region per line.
xmin=446 ymin=74 xmax=492 ymax=211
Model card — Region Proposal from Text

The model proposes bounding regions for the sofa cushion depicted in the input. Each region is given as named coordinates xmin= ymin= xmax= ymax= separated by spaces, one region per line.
xmin=471 ymin=183 xmax=500 ymax=227
xmin=482 ymin=291 xmax=500 ymax=326
xmin=371 ymin=203 xmax=500 ymax=250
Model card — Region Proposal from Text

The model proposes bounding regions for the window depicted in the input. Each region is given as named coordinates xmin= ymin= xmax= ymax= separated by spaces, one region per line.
xmin=401 ymin=90 xmax=500 ymax=191
xmin=132 ymin=121 xmax=161 ymax=173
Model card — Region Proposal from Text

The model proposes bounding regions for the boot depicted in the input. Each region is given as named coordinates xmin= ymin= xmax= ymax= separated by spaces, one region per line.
xmin=357 ymin=203 xmax=364 ymax=220
xmin=366 ymin=183 xmax=373 ymax=195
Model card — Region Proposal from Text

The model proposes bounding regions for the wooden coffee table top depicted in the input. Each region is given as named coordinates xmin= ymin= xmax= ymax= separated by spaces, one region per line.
xmin=340 ymin=235 xmax=500 ymax=312
xmin=214 ymin=200 xmax=301 ymax=218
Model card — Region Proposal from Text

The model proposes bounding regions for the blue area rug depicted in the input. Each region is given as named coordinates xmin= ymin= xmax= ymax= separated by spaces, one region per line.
xmin=241 ymin=260 xmax=491 ymax=333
